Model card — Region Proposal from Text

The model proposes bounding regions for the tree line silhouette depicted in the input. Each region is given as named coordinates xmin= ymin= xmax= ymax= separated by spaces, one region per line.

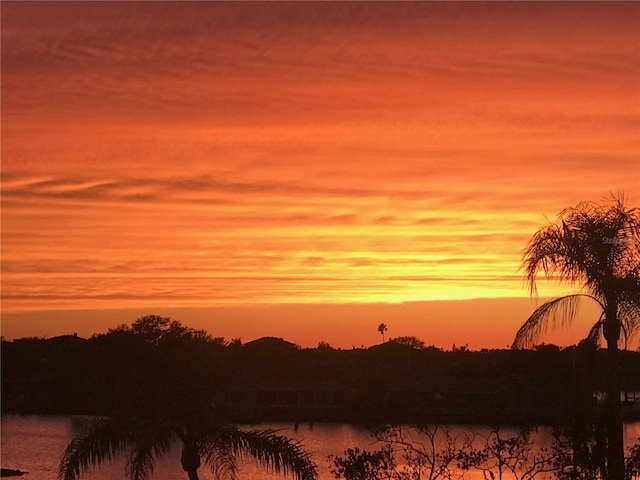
xmin=3 ymin=323 xmax=640 ymax=423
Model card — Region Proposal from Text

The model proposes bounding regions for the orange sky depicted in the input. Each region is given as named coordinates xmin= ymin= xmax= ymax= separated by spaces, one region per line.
xmin=1 ymin=2 xmax=639 ymax=348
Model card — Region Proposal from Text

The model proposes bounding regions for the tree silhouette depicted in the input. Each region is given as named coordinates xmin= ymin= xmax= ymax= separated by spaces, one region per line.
xmin=58 ymin=316 xmax=317 ymax=480
xmin=390 ymin=336 xmax=425 ymax=349
xmin=512 ymin=196 xmax=640 ymax=479
xmin=59 ymin=419 xmax=317 ymax=480
xmin=377 ymin=323 xmax=388 ymax=343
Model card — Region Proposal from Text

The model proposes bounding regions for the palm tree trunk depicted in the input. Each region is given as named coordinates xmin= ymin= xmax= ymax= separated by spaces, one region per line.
xmin=186 ymin=469 xmax=199 ymax=480
xmin=606 ymin=342 xmax=624 ymax=479
xmin=603 ymin=303 xmax=624 ymax=479
xmin=181 ymin=440 xmax=201 ymax=480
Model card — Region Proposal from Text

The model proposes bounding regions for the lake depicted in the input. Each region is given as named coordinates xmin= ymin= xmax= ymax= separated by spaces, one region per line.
xmin=2 ymin=415 xmax=639 ymax=479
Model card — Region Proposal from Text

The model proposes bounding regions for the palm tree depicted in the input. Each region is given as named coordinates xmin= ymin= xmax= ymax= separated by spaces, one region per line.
xmin=512 ymin=196 xmax=640 ymax=479
xmin=59 ymin=316 xmax=318 ymax=480
xmin=377 ymin=323 xmax=388 ymax=343
xmin=58 ymin=415 xmax=317 ymax=480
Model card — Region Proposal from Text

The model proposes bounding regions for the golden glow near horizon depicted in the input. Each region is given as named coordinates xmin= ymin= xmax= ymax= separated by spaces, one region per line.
xmin=1 ymin=3 xmax=639 ymax=343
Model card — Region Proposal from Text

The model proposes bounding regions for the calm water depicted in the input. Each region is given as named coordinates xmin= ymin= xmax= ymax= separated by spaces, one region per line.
xmin=2 ymin=415 xmax=640 ymax=480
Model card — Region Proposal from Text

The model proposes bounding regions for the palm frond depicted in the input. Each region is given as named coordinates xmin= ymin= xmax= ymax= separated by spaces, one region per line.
xmin=586 ymin=314 xmax=604 ymax=344
xmin=58 ymin=418 xmax=136 ymax=480
xmin=522 ymin=223 xmax=586 ymax=296
xmin=524 ymin=197 xmax=640 ymax=298
xmin=512 ymin=294 xmax=603 ymax=349
xmin=619 ymin=295 xmax=640 ymax=347
xmin=207 ymin=427 xmax=318 ymax=480
xmin=125 ymin=425 xmax=174 ymax=480
xmin=201 ymin=442 xmax=238 ymax=480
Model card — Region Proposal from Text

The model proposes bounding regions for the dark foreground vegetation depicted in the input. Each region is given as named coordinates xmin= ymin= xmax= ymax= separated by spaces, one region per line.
xmin=330 ymin=423 xmax=640 ymax=480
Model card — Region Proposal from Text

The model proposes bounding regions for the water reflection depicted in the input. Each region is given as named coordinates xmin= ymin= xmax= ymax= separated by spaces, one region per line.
xmin=2 ymin=416 xmax=639 ymax=479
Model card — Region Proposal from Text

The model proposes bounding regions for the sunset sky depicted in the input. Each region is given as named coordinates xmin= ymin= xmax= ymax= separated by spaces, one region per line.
xmin=2 ymin=2 xmax=638 ymax=348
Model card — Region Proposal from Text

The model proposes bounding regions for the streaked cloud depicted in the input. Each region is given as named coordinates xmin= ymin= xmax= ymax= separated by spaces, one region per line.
xmin=1 ymin=1 xmax=638 ymax=346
